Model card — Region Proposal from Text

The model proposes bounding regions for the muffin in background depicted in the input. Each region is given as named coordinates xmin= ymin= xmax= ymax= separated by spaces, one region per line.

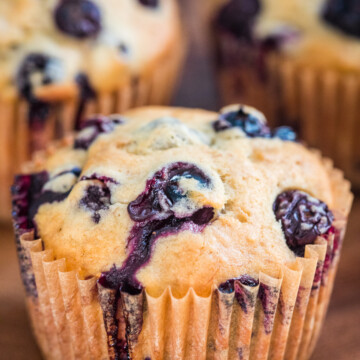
xmin=11 ymin=105 xmax=352 ymax=359
xmin=213 ymin=0 xmax=360 ymax=188
xmin=0 ymin=0 xmax=185 ymax=219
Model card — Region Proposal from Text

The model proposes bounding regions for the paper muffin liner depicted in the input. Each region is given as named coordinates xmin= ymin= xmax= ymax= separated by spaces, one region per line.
xmin=0 ymin=28 xmax=186 ymax=221
xmin=215 ymin=30 xmax=360 ymax=189
xmin=12 ymin=155 xmax=353 ymax=360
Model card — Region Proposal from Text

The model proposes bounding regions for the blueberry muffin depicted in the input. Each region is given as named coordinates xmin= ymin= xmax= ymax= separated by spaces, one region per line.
xmin=214 ymin=0 xmax=360 ymax=188
xmin=12 ymin=105 xmax=352 ymax=359
xmin=0 ymin=0 xmax=184 ymax=219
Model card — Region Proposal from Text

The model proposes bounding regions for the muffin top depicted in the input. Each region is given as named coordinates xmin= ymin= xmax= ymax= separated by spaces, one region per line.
xmin=0 ymin=0 xmax=180 ymax=100
xmin=13 ymin=105 xmax=343 ymax=297
xmin=217 ymin=0 xmax=360 ymax=72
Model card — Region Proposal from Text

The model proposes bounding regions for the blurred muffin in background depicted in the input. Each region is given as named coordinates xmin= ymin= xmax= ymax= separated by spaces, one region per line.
xmin=213 ymin=0 xmax=360 ymax=188
xmin=0 ymin=0 xmax=184 ymax=219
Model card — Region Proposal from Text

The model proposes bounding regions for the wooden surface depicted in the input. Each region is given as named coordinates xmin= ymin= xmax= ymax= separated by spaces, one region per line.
xmin=1 ymin=1 xmax=360 ymax=359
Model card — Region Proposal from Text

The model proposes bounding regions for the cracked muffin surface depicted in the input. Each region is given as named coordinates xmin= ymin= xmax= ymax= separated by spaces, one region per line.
xmin=14 ymin=106 xmax=337 ymax=297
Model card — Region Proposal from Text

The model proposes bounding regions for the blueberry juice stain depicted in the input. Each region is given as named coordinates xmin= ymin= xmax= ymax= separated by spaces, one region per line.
xmin=16 ymin=53 xmax=56 ymax=149
xmin=99 ymin=162 xmax=215 ymax=292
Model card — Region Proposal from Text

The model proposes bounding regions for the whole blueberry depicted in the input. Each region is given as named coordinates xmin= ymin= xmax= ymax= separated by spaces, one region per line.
xmin=273 ymin=190 xmax=334 ymax=254
xmin=213 ymin=107 xmax=271 ymax=138
xmin=55 ymin=0 xmax=102 ymax=39
xmin=272 ymin=126 xmax=297 ymax=141
xmin=323 ymin=0 xmax=360 ymax=38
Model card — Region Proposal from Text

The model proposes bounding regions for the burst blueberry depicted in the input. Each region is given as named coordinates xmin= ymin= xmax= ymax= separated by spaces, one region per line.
xmin=138 ymin=0 xmax=159 ymax=8
xmin=272 ymin=126 xmax=297 ymax=141
xmin=74 ymin=115 xmax=123 ymax=150
xmin=273 ymin=190 xmax=334 ymax=255
xmin=101 ymin=162 xmax=214 ymax=290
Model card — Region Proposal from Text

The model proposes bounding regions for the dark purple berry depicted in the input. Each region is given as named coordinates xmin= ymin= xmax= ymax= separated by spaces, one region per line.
xmin=272 ymin=126 xmax=297 ymax=141
xmin=217 ymin=0 xmax=261 ymax=42
xmin=128 ymin=162 xmax=211 ymax=222
xmin=138 ymin=0 xmax=159 ymax=8
xmin=323 ymin=0 xmax=360 ymax=38
xmin=80 ymin=173 xmax=118 ymax=185
xmin=273 ymin=190 xmax=334 ymax=255
xmin=213 ymin=107 xmax=271 ymax=138
xmin=100 ymin=163 xmax=214 ymax=290
xmin=11 ymin=170 xmax=77 ymax=233
xmin=80 ymin=184 xmax=111 ymax=223
xmin=55 ymin=0 xmax=102 ymax=39
xmin=74 ymin=115 xmax=123 ymax=150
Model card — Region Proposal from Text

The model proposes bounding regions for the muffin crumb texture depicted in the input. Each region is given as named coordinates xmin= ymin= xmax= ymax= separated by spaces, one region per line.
xmin=12 ymin=105 xmax=337 ymax=297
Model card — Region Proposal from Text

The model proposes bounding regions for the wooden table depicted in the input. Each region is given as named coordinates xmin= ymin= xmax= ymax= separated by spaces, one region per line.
xmin=1 ymin=1 xmax=360 ymax=358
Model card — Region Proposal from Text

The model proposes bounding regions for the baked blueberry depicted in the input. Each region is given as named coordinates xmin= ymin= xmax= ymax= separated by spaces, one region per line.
xmin=128 ymin=162 xmax=211 ymax=222
xmin=273 ymin=190 xmax=334 ymax=255
xmin=101 ymin=162 xmax=214 ymax=289
xmin=54 ymin=0 xmax=102 ymax=39
xmin=80 ymin=184 xmax=111 ymax=223
xmin=217 ymin=0 xmax=261 ymax=42
xmin=323 ymin=0 xmax=360 ymax=38
xmin=272 ymin=126 xmax=297 ymax=141
xmin=213 ymin=107 xmax=271 ymax=138
xmin=74 ymin=115 xmax=123 ymax=150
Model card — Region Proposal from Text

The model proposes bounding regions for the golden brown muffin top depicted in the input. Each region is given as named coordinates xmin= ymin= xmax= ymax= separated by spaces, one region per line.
xmin=14 ymin=105 xmax=343 ymax=297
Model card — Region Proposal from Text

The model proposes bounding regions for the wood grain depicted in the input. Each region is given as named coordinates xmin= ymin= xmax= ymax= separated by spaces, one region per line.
xmin=1 ymin=1 xmax=360 ymax=359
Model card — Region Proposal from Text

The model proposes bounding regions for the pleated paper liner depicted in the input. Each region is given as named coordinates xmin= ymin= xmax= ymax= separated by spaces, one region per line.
xmin=0 ymin=27 xmax=186 ymax=221
xmin=12 ymin=158 xmax=353 ymax=360
xmin=215 ymin=30 xmax=360 ymax=189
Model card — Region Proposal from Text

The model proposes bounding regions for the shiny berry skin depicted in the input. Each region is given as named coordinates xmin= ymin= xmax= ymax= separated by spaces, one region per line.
xmin=272 ymin=126 xmax=297 ymax=141
xmin=213 ymin=107 xmax=271 ymax=138
xmin=128 ymin=162 xmax=211 ymax=222
xmin=54 ymin=0 xmax=102 ymax=39
xmin=273 ymin=190 xmax=334 ymax=254
xmin=323 ymin=0 xmax=360 ymax=38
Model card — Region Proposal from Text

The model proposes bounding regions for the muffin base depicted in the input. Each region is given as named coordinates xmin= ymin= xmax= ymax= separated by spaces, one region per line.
xmin=12 ymin=156 xmax=352 ymax=360
xmin=0 ymin=25 xmax=186 ymax=221
xmin=216 ymin=31 xmax=360 ymax=189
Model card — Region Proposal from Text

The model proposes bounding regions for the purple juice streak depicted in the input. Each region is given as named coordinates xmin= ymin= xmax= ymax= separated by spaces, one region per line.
xmin=99 ymin=207 xmax=214 ymax=290
xmin=99 ymin=162 xmax=214 ymax=290
xmin=258 ymin=283 xmax=279 ymax=334
xmin=80 ymin=173 xmax=119 ymax=185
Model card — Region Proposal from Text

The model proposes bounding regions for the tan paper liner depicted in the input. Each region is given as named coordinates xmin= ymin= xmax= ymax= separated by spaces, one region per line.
xmin=216 ymin=31 xmax=360 ymax=189
xmin=13 ymin=157 xmax=353 ymax=360
xmin=0 ymin=26 xmax=186 ymax=221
